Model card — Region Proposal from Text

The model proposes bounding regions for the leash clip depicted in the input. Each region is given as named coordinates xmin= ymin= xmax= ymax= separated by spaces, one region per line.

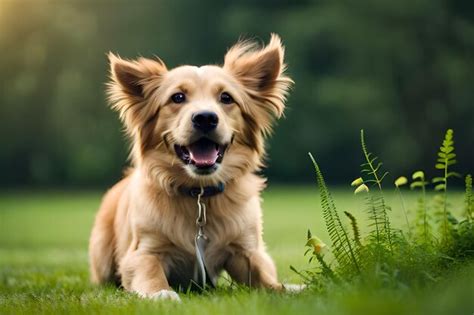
xmin=196 ymin=187 xmax=207 ymax=229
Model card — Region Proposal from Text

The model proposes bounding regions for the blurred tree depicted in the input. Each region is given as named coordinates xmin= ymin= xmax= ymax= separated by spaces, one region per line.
xmin=0 ymin=0 xmax=472 ymax=188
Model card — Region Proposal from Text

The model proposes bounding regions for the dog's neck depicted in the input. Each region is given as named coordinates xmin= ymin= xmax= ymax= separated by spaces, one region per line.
xmin=178 ymin=182 xmax=225 ymax=198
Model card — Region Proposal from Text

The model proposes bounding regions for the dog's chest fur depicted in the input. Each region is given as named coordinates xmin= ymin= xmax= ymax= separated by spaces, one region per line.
xmin=124 ymin=178 xmax=261 ymax=289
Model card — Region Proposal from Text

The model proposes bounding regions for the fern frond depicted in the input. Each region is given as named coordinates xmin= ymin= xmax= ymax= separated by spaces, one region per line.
xmin=309 ymin=153 xmax=360 ymax=274
xmin=344 ymin=211 xmax=362 ymax=247
xmin=360 ymin=130 xmax=394 ymax=252
xmin=365 ymin=194 xmax=381 ymax=244
xmin=433 ymin=129 xmax=459 ymax=244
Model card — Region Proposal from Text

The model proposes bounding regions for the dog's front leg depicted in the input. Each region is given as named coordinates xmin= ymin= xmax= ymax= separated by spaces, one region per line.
xmin=225 ymin=249 xmax=283 ymax=290
xmin=119 ymin=250 xmax=180 ymax=302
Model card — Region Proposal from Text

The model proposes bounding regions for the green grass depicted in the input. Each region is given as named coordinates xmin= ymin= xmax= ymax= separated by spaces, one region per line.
xmin=1 ymin=187 xmax=473 ymax=314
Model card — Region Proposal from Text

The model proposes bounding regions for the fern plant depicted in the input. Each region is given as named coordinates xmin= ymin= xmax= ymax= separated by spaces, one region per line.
xmin=448 ymin=174 xmax=474 ymax=260
xmin=297 ymin=128 xmax=473 ymax=291
xmin=308 ymin=153 xmax=360 ymax=276
xmin=360 ymin=130 xmax=394 ymax=252
xmin=432 ymin=129 xmax=460 ymax=244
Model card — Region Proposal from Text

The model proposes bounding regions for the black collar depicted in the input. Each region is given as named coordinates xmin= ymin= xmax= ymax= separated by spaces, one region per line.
xmin=178 ymin=182 xmax=225 ymax=198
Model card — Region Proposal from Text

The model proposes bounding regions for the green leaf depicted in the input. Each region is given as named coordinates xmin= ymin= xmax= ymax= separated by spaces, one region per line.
xmin=435 ymin=183 xmax=446 ymax=191
xmin=435 ymin=163 xmax=445 ymax=169
xmin=412 ymin=171 xmax=425 ymax=180
xmin=442 ymin=140 xmax=452 ymax=147
xmin=410 ymin=182 xmax=424 ymax=189
xmin=447 ymin=172 xmax=461 ymax=178
xmin=432 ymin=177 xmax=445 ymax=183
xmin=440 ymin=146 xmax=453 ymax=154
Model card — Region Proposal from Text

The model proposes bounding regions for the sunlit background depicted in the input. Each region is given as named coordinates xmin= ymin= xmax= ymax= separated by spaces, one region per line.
xmin=1 ymin=0 xmax=473 ymax=188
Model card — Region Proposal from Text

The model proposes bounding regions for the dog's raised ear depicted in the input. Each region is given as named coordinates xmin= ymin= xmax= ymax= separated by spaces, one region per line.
xmin=223 ymin=34 xmax=293 ymax=121
xmin=108 ymin=53 xmax=166 ymax=98
xmin=107 ymin=53 xmax=167 ymax=132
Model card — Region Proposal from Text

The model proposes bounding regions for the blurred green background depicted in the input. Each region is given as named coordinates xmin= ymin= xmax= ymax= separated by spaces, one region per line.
xmin=1 ymin=2 xmax=474 ymax=313
xmin=1 ymin=0 xmax=473 ymax=188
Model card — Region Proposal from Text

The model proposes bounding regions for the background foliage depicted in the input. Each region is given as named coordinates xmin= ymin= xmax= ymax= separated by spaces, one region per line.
xmin=1 ymin=0 xmax=473 ymax=187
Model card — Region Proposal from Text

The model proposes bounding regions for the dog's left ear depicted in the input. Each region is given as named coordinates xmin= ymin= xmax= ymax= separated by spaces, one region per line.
xmin=224 ymin=34 xmax=293 ymax=120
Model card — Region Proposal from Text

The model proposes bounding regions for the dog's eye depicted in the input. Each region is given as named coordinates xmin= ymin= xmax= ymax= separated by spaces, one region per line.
xmin=220 ymin=92 xmax=234 ymax=105
xmin=171 ymin=93 xmax=186 ymax=104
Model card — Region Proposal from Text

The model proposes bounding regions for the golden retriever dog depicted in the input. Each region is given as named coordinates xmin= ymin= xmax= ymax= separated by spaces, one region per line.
xmin=89 ymin=34 xmax=296 ymax=301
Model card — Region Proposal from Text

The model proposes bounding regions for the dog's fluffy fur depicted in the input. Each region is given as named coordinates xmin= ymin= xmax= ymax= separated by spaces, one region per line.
xmin=89 ymin=34 xmax=293 ymax=299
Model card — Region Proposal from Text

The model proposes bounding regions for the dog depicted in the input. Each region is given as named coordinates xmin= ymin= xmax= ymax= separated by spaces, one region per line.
xmin=89 ymin=34 xmax=295 ymax=301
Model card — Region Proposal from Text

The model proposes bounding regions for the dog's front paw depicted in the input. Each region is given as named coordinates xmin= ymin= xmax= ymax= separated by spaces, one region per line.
xmin=140 ymin=290 xmax=181 ymax=302
xmin=150 ymin=290 xmax=181 ymax=302
xmin=283 ymin=283 xmax=307 ymax=293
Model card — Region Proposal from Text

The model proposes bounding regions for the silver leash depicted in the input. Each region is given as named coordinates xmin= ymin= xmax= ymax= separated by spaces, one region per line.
xmin=192 ymin=186 xmax=251 ymax=290
xmin=193 ymin=186 xmax=216 ymax=289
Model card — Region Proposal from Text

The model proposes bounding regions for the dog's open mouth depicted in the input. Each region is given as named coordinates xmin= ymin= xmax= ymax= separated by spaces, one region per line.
xmin=174 ymin=138 xmax=227 ymax=173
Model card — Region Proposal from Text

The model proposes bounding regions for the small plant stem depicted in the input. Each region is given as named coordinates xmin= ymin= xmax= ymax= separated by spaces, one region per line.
xmin=396 ymin=186 xmax=411 ymax=237
xmin=442 ymin=155 xmax=449 ymax=244
xmin=421 ymin=181 xmax=428 ymax=243
xmin=368 ymin=193 xmax=381 ymax=245
xmin=466 ymin=175 xmax=473 ymax=222
xmin=289 ymin=265 xmax=311 ymax=282
xmin=315 ymin=254 xmax=338 ymax=281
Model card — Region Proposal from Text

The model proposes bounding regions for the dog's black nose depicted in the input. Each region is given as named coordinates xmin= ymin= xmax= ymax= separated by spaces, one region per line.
xmin=192 ymin=111 xmax=218 ymax=133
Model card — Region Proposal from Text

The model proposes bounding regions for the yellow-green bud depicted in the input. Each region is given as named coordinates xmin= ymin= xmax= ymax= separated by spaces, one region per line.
xmin=354 ymin=183 xmax=369 ymax=194
xmin=351 ymin=177 xmax=364 ymax=187
xmin=395 ymin=176 xmax=408 ymax=187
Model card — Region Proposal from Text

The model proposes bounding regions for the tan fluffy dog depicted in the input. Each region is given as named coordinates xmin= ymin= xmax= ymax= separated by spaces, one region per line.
xmin=89 ymin=34 xmax=294 ymax=301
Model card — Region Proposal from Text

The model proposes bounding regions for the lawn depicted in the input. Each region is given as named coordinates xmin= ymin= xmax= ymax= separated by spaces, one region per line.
xmin=0 ymin=187 xmax=472 ymax=314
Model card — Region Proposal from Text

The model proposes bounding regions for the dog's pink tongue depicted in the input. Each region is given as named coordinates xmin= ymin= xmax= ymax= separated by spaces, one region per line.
xmin=188 ymin=141 xmax=219 ymax=167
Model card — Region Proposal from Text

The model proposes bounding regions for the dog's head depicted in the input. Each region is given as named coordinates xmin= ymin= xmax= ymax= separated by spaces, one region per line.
xmin=107 ymin=34 xmax=293 ymax=190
